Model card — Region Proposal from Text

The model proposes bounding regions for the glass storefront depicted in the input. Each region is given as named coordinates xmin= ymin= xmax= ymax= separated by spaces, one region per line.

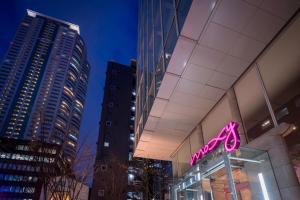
xmin=171 ymin=14 xmax=300 ymax=198
xmin=171 ymin=147 xmax=280 ymax=200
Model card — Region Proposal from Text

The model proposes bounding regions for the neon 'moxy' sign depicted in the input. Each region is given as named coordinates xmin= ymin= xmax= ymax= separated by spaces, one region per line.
xmin=190 ymin=121 xmax=240 ymax=166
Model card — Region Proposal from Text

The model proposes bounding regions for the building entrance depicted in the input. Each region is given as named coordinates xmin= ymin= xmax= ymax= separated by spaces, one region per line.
xmin=172 ymin=147 xmax=281 ymax=200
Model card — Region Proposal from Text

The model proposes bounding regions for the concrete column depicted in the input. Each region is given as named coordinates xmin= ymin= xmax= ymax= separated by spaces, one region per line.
xmin=226 ymin=89 xmax=247 ymax=146
xmin=246 ymin=123 xmax=300 ymax=200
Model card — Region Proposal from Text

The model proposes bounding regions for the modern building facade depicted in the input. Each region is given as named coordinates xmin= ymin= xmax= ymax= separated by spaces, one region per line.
xmin=135 ymin=0 xmax=300 ymax=199
xmin=0 ymin=138 xmax=62 ymax=199
xmin=0 ymin=10 xmax=90 ymax=160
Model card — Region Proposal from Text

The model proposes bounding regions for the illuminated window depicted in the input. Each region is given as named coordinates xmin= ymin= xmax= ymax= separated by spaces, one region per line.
xmin=130 ymin=135 xmax=134 ymax=141
xmin=128 ymin=174 xmax=134 ymax=180
xmin=67 ymin=141 xmax=76 ymax=147
xmin=104 ymin=142 xmax=109 ymax=147
xmin=68 ymin=133 xmax=78 ymax=141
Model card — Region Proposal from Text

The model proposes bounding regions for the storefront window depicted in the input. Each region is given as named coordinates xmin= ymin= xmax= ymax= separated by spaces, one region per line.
xmin=257 ymin=14 xmax=300 ymax=183
xmin=234 ymin=67 xmax=273 ymax=141
xmin=172 ymin=147 xmax=281 ymax=200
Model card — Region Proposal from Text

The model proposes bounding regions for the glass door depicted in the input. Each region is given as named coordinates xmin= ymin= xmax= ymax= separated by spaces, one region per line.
xmin=171 ymin=147 xmax=281 ymax=200
xmin=201 ymin=165 xmax=231 ymax=200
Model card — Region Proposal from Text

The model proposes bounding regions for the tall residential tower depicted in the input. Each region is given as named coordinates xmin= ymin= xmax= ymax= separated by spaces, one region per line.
xmin=91 ymin=61 xmax=173 ymax=200
xmin=91 ymin=61 xmax=137 ymax=200
xmin=0 ymin=10 xmax=90 ymax=159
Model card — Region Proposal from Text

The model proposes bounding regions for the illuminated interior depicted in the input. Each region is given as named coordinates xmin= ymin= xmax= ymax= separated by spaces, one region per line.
xmin=171 ymin=147 xmax=280 ymax=200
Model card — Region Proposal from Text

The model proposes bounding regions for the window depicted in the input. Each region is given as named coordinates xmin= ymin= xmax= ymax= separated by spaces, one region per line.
xmin=110 ymin=85 xmax=116 ymax=90
xmin=130 ymin=135 xmax=134 ymax=141
xmin=108 ymin=102 xmax=114 ymax=108
xmin=234 ymin=67 xmax=273 ymax=141
xmin=164 ymin=19 xmax=177 ymax=67
xmin=131 ymin=106 xmax=135 ymax=111
xmin=128 ymin=152 xmax=133 ymax=161
xmin=276 ymin=107 xmax=289 ymax=120
xmin=100 ymin=164 xmax=107 ymax=171
xmin=111 ymin=69 xmax=118 ymax=75
xmin=177 ymin=0 xmax=193 ymax=32
xmin=104 ymin=142 xmax=109 ymax=147
xmin=155 ymin=55 xmax=165 ymax=94
xmin=162 ymin=0 xmax=175 ymax=42
xmin=98 ymin=189 xmax=104 ymax=197
xmin=105 ymin=121 xmax=112 ymax=126
xmin=128 ymin=173 xmax=134 ymax=182
xmin=153 ymin=0 xmax=163 ymax=70
xmin=257 ymin=16 xmax=300 ymax=183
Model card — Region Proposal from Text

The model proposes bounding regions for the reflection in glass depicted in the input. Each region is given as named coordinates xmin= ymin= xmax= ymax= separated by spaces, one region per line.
xmin=148 ymin=79 xmax=155 ymax=112
xmin=147 ymin=0 xmax=154 ymax=94
xmin=171 ymin=147 xmax=281 ymax=200
xmin=257 ymin=15 xmax=300 ymax=183
xmin=177 ymin=0 xmax=193 ymax=32
xmin=153 ymin=0 xmax=163 ymax=70
xmin=234 ymin=67 xmax=273 ymax=141
xmin=161 ymin=0 xmax=175 ymax=43
xmin=155 ymin=55 xmax=165 ymax=95
xmin=164 ymin=19 xmax=178 ymax=67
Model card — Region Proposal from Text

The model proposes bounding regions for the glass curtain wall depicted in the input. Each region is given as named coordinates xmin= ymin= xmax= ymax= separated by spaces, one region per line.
xmin=257 ymin=13 xmax=300 ymax=183
xmin=136 ymin=0 xmax=193 ymax=139
xmin=234 ymin=67 xmax=274 ymax=141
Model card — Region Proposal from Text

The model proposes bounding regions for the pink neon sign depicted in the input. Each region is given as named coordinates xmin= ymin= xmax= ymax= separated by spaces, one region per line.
xmin=190 ymin=121 xmax=240 ymax=166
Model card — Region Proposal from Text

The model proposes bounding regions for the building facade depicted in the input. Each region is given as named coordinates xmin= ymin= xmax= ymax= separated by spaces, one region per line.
xmin=0 ymin=138 xmax=62 ymax=199
xmin=91 ymin=61 xmax=172 ymax=200
xmin=0 ymin=10 xmax=90 ymax=160
xmin=135 ymin=0 xmax=300 ymax=199
xmin=91 ymin=61 xmax=137 ymax=200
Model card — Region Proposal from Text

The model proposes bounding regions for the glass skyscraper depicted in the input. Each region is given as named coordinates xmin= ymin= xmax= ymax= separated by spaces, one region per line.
xmin=0 ymin=10 xmax=90 ymax=160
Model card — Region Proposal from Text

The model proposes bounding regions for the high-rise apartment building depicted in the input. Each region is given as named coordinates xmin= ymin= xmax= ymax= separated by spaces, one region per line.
xmin=135 ymin=0 xmax=300 ymax=199
xmin=91 ymin=61 xmax=172 ymax=200
xmin=0 ymin=10 xmax=90 ymax=160
xmin=91 ymin=61 xmax=137 ymax=200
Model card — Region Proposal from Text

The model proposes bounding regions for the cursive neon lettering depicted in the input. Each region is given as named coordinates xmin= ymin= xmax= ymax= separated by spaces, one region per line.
xmin=190 ymin=122 xmax=240 ymax=166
